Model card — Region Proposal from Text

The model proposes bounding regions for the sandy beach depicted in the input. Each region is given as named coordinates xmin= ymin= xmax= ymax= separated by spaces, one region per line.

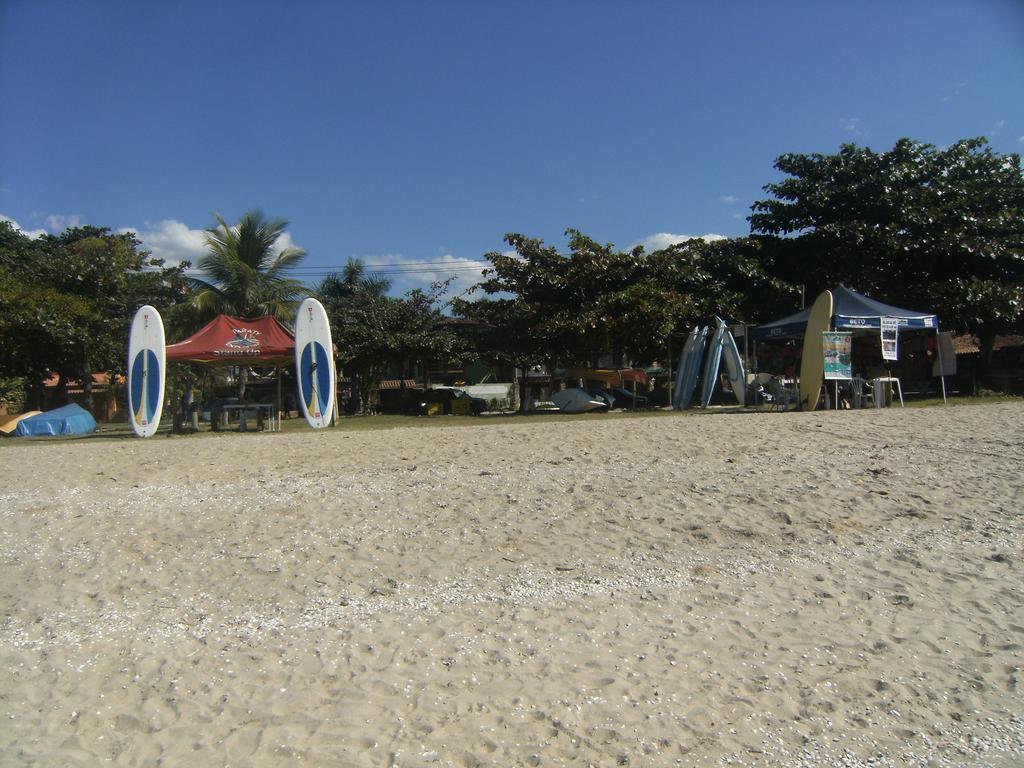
xmin=1 ymin=402 xmax=1022 ymax=767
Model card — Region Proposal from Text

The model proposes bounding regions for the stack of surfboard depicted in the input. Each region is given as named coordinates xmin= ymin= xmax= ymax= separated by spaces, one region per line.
xmin=673 ymin=317 xmax=746 ymax=409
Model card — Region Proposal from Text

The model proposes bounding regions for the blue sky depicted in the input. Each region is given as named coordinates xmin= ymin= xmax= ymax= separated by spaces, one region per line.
xmin=2 ymin=0 xmax=1022 ymax=298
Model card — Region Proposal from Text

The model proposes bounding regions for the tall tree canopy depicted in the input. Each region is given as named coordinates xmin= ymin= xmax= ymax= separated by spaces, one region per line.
xmin=189 ymin=210 xmax=307 ymax=321
xmin=454 ymin=231 xmax=796 ymax=379
xmin=326 ymin=278 xmax=466 ymax=412
xmin=0 ymin=221 xmax=189 ymax=408
xmin=455 ymin=231 xmax=689 ymax=370
xmin=749 ymin=137 xmax=1024 ymax=356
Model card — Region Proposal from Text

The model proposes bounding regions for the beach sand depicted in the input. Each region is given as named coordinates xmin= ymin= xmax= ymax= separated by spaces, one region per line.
xmin=1 ymin=403 xmax=1022 ymax=767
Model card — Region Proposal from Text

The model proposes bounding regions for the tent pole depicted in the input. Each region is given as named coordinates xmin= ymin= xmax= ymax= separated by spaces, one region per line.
xmin=936 ymin=329 xmax=947 ymax=405
xmin=276 ymin=365 xmax=282 ymax=428
xmin=331 ymin=355 xmax=340 ymax=426
xmin=666 ymin=337 xmax=672 ymax=407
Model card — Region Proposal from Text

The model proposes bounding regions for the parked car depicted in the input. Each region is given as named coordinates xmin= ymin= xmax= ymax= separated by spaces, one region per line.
xmin=416 ymin=387 xmax=487 ymax=416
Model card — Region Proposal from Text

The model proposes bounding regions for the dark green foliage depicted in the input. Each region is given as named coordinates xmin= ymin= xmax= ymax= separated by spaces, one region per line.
xmin=454 ymin=230 xmax=796 ymax=371
xmin=189 ymin=210 xmax=307 ymax=322
xmin=750 ymin=137 xmax=1024 ymax=355
xmin=0 ymin=221 xmax=190 ymax=407
xmin=320 ymin=262 xmax=466 ymax=412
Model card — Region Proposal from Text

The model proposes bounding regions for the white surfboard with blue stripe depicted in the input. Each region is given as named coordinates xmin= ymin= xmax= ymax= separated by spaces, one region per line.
xmin=294 ymin=297 xmax=335 ymax=429
xmin=127 ymin=305 xmax=166 ymax=437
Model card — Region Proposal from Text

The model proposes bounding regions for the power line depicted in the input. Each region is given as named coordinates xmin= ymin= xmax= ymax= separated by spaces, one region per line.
xmin=328 ymin=258 xmax=488 ymax=268
xmin=290 ymin=266 xmax=488 ymax=276
xmin=173 ymin=257 xmax=492 ymax=278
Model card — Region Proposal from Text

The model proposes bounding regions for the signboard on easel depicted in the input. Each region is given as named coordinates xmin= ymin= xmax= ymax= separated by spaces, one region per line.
xmin=823 ymin=332 xmax=852 ymax=380
xmin=932 ymin=331 xmax=956 ymax=376
xmin=880 ymin=317 xmax=899 ymax=361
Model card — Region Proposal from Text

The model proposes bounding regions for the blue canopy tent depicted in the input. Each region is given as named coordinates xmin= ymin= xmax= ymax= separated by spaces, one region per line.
xmin=754 ymin=285 xmax=938 ymax=340
xmin=15 ymin=403 xmax=97 ymax=436
xmin=754 ymin=286 xmax=947 ymax=403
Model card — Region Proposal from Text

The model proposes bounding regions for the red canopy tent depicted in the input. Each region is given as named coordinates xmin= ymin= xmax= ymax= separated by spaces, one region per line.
xmin=166 ymin=315 xmax=295 ymax=363
xmin=166 ymin=315 xmax=297 ymax=427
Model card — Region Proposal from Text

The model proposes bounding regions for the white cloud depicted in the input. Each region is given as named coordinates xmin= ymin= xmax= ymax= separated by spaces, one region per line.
xmin=272 ymin=230 xmax=300 ymax=256
xmin=355 ymin=252 xmax=489 ymax=302
xmin=719 ymin=195 xmax=739 ymax=205
xmin=634 ymin=232 xmax=726 ymax=253
xmin=941 ymin=82 xmax=966 ymax=103
xmin=119 ymin=219 xmax=208 ymax=268
xmin=120 ymin=218 xmax=305 ymax=269
xmin=45 ymin=213 xmax=82 ymax=231
xmin=840 ymin=117 xmax=865 ymax=136
xmin=989 ymin=119 xmax=1005 ymax=137
xmin=4 ymin=213 xmax=304 ymax=272
xmin=1019 ymin=134 xmax=1024 ymax=144
xmin=0 ymin=214 xmax=47 ymax=239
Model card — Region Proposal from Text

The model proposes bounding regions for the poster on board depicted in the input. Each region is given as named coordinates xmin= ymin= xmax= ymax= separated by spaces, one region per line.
xmin=823 ymin=332 xmax=853 ymax=380
xmin=881 ymin=317 xmax=899 ymax=361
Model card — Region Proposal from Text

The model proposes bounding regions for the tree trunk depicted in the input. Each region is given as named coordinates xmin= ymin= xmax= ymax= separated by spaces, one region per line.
xmin=57 ymin=371 xmax=69 ymax=406
xmin=185 ymin=376 xmax=198 ymax=430
xmin=29 ymin=375 xmax=45 ymax=411
xmin=82 ymin=358 xmax=93 ymax=416
xmin=519 ymin=365 xmax=528 ymax=413
xmin=237 ymin=367 xmax=248 ymax=400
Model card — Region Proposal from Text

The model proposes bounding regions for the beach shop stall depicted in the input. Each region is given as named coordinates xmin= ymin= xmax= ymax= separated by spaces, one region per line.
xmin=754 ymin=286 xmax=948 ymax=408
xmin=165 ymin=315 xmax=298 ymax=430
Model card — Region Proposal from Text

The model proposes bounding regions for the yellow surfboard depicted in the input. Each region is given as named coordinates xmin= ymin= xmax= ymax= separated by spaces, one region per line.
xmin=799 ymin=290 xmax=833 ymax=411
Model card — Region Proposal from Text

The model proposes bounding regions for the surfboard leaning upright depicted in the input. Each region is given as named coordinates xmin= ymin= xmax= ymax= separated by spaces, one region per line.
xmin=294 ymin=297 xmax=335 ymax=429
xmin=672 ymin=327 xmax=698 ymax=409
xmin=721 ymin=328 xmax=746 ymax=407
xmin=678 ymin=325 xmax=709 ymax=410
xmin=798 ymin=290 xmax=834 ymax=411
xmin=700 ymin=318 xmax=727 ymax=408
xmin=127 ymin=305 xmax=166 ymax=437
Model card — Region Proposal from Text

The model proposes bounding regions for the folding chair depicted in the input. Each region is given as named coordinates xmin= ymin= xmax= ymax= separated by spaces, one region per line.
xmin=768 ymin=377 xmax=797 ymax=411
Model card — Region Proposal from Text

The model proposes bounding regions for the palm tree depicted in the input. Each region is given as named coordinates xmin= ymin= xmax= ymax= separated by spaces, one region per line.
xmin=189 ymin=210 xmax=307 ymax=321
xmin=189 ymin=210 xmax=307 ymax=400
xmin=317 ymin=257 xmax=392 ymax=305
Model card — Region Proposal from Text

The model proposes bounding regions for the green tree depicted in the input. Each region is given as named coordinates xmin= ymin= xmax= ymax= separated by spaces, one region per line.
xmin=188 ymin=210 xmax=307 ymax=398
xmin=317 ymin=257 xmax=392 ymax=304
xmin=317 ymin=258 xmax=392 ymax=413
xmin=0 ymin=221 xmax=189 ymax=409
xmin=189 ymin=210 xmax=307 ymax=321
xmin=454 ymin=231 xmax=689 ymax=408
xmin=330 ymin=280 xmax=465 ymax=413
xmin=647 ymin=236 xmax=799 ymax=327
xmin=455 ymin=230 xmax=797 ymax=409
xmin=458 ymin=231 xmax=683 ymax=365
xmin=749 ymin=137 xmax=1024 ymax=362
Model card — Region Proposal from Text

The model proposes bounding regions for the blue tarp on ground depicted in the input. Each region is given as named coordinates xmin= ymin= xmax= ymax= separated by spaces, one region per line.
xmin=15 ymin=403 xmax=97 ymax=437
xmin=755 ymin=285 xmax=939 ymax=340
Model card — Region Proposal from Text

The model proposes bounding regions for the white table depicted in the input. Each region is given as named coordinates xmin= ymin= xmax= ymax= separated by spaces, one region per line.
xmin=871 ymin=377 xmax=904 ymax=407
